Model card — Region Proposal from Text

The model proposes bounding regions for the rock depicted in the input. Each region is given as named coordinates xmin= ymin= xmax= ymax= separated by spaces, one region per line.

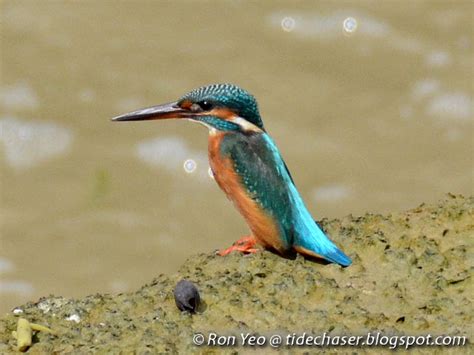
xmin=0 ymin=194 xmax=472 ymax=353
xmin=174 ymin=280 xmax=200 ymax=313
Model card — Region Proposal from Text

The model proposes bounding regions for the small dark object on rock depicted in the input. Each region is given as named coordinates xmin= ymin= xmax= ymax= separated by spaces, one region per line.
xmin=174 ymin=279 xmax=200 ymax=313
xmin=396 ymin=316 xmax=405 ymax=323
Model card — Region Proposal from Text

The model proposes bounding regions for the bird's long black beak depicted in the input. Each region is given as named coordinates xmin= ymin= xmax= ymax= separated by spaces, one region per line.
xmin=112 ymin=101 xmax=190 ymax=122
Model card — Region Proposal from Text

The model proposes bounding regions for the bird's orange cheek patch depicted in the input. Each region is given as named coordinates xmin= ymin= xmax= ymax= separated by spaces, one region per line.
xmin=179 ymin=100 xmax=193 ymax=110
xmin=207 ymin=108 xmax=237 ymax=120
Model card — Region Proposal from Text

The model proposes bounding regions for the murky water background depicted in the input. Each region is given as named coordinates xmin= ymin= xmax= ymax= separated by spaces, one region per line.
xmin=0 ymin=1 xmax=472 ymax=313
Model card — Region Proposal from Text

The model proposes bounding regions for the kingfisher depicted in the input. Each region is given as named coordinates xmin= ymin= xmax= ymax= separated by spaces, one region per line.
xmin=113 ymin=84 xmax=351 ymax=267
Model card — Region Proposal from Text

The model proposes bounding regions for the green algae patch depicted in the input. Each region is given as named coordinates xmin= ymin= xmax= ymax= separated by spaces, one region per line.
xmin=0 ymin=194 xmax=472 ymax=353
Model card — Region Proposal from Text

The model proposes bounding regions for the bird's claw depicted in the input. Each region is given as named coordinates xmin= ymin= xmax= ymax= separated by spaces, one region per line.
xmin=218 ymin=235 xmax=258 ymax=256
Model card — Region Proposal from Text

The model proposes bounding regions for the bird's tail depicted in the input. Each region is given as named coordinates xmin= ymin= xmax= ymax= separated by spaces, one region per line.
xmin=293 ymin=222 xmax=352 ymax=267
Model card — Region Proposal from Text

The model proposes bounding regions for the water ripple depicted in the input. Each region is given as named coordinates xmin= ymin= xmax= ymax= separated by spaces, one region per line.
xmin=268 ymin=10 xmax=390 ymax=38
xmin=0 ymin=82 xmax=39 ymax=110
xmin=0 ymin=117 xmax=73 ymax=170
xmin=136 ymin=136 xmax=210 ymax=181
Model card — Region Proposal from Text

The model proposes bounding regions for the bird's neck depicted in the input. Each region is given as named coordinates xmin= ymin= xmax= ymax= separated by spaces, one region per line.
xmin=193 ymin=114 xmax=264 ymax=134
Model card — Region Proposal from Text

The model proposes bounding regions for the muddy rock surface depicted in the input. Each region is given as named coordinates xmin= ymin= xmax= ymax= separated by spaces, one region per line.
xmin=0 ymin=194 xmax=472 ymax=353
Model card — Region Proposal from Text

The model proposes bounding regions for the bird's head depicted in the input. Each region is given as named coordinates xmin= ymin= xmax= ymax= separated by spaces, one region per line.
xmin=113 ymin=83 xmax=264 ymax=133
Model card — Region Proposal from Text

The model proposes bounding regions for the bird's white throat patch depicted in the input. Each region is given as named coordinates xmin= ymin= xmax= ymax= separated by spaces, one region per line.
xmin=230 ymin=116 xmax=263 ymax=133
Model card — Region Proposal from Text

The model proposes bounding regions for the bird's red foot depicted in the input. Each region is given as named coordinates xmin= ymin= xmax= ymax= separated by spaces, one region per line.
xmin=218 ymin=235 xmax=258 ymax=256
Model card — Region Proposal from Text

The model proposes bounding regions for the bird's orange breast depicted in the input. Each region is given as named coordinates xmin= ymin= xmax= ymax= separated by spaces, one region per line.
xmin=208 ymin=132 xmax=284 ymax=252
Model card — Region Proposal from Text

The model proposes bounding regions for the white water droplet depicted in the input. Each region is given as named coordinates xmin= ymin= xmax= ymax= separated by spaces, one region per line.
xmin=183 ymin=159 xmax=197 ymax=173
xmin=281 ymin=16 xmax=296 ymax=32
xmin=343 ymin=17 xmax=358 ymax=34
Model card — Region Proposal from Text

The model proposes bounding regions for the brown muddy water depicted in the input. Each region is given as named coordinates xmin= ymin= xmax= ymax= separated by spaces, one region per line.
xmin=0 ymin=1 xmax=472 ymax=314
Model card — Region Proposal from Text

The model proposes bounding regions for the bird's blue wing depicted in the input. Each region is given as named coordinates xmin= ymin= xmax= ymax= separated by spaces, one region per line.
xmin=220 ymin=132 xmax=295 ymax=249
xmin=220 ymin=132 xmax=351 ymax=266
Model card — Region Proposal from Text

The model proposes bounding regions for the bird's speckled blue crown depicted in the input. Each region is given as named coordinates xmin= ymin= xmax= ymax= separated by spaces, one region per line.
xmin=179 ymin=83 xmax=264 ymax=129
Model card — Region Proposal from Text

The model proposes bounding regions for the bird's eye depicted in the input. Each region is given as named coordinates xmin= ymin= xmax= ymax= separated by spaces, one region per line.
xmin=198 ymin=100 xmax=213 ymax=111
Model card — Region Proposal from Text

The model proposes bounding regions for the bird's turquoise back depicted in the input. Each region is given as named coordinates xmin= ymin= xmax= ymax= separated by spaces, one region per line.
xmin=220 ymin=131 xmax=352 ymax=266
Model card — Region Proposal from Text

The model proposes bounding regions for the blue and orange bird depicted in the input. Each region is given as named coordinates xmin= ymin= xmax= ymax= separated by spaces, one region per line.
xmin=113 ymin=84 xmax=351 ymax=267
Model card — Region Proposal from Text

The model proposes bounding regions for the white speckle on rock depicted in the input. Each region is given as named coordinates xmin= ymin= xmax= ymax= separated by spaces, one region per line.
xmin=12 ymin=308 xmax=23 ymax=315
xmin=36 ymin=297 xmax=69 ymax=314
xmin=66 ymin=314 xmax=81 ymax=323
xmin=37 ymin=301 xmax=51 ymax=313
